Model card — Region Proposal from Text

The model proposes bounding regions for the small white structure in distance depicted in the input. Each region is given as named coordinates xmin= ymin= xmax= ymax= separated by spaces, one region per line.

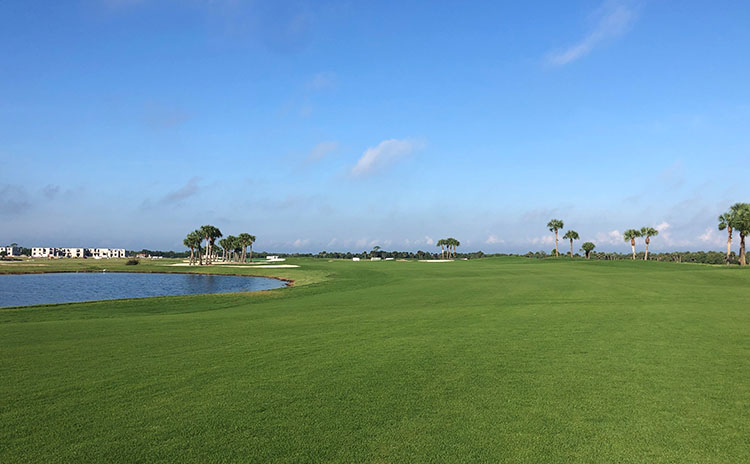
xmin=266 ymin=255 xmax=285 ymax=262
xmin=370 ymin=257 xmax=382 ymax=261
xmin=352 ymin=257 xmax=360 ymax=261
xmin=385 ymin=257 xmax=394 ymax=261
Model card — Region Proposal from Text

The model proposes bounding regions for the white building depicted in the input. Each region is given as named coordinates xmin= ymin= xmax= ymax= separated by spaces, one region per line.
xmin=32 ymin=247 xmax=59 ymax=258
xmin=88 ymin=248 xmax=126 ymax=259
xmin=1 ymin=246 xmax=22 ymax=256
xmin=32 ymin=247 xmax=126 ymax=259
xmin=62 ymin=248 xmax=86 ymax=258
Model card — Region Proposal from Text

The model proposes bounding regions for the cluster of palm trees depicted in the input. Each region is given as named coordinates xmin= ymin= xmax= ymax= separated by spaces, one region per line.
xmin=436 ymin=238 xmax=460 ymax=259
xmin=183 ymin=225 xmax=256 ymax=266
xmin=622 ymin=227 xmax=659 ymax=260
xmin=547 ymin=219 xmax=660 ymax=260
xmin=717 ymin=202 xmax=750 ymax=266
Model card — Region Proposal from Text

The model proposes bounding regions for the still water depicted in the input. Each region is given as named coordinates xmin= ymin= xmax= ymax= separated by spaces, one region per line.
xmin=0 ymin=272 xmax=287 ymax=308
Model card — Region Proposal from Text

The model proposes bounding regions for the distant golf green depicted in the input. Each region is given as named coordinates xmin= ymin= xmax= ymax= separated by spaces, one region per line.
xmin=1 ymin=257 xmax=748 ymax=463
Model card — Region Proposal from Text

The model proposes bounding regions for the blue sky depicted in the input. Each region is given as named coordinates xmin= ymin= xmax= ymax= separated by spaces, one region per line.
xmin=2 ymin=0 xmax=749 ymax=253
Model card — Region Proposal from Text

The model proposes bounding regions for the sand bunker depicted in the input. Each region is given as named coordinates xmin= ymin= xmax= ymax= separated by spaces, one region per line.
xmin=418 ymin=260 xmax=454 ymax=263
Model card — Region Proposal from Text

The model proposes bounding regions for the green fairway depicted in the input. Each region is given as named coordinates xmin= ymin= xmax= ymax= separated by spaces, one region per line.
xmin=1 ymin=258 xmax=748 ymax=463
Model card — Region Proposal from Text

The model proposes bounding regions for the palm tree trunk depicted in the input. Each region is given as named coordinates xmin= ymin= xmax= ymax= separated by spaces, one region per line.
xmin=740 ymin=232 xmax=746 ymax=266
xmin=631 ymin=240 xmax=636 ymax=260
xmin=726 ymin=227 xmax=732 ymax=264
xmin=554 ymin=230 xmax=559 ymax=257
xmin=249 ymin=244 xmax=253 ymax=261
xmin=569 ymin=239 xmax=573 ymax=258
xmin=644 ymin=236 xmax=650 ymax=261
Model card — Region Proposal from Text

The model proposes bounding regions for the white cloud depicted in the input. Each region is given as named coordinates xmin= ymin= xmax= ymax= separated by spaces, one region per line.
xmin=486 ymin=235 xmax=505 ymax=244
xmin=653 ymin=222 xmax=691 ymax=248
xmin=547 ymin=1 xmax=637 ymax=66
xmin=307 ymin=141 xmax=339 ymax=162
xmin=698 ymin=228 xmax=724 ymax=246
xmin=424 ymin=235 xmax=434 ymax=246
xmin=595 ymin=229 xmax=622 ymax=245
xmin=529 ymin=235 xmax=556 ymax=246
xmin=350 ymin=138 xmax=420 ymax=176
xmin=355 ymin=238 xmax=369 ymax=248
xmin=292 ymin=238 xmax=309 ymax=248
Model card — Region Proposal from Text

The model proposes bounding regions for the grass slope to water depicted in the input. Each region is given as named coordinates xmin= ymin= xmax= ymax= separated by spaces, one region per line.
xmin=1 ymin=258 xmax=748 ymax=463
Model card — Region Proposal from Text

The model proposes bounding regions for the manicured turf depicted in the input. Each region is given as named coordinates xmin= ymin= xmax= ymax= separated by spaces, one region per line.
xmin=1 ymin=258 xmax=748 ymax=462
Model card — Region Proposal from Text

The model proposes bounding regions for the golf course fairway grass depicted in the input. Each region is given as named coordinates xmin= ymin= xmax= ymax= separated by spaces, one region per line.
xmin=1 ymin=257 xmax=748 ymax=462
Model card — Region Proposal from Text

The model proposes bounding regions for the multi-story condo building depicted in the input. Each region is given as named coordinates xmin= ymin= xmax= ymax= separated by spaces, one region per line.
xmin=1 ymin=246 xmax=22 ymax=256
xmin=31 ymin=247 xmax=126 ymax=259
xmin=32 ymin=247 xmax=60 ymax=258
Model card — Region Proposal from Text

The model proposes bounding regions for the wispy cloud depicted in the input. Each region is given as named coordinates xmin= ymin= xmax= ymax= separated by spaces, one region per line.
xmin=350 ymin=138 xmax=421 ymax=177
xmin=162 ymin=177 xmax=202 ymax=204
xmin=529 ymin=235 xmax=556 ymax=246
xmin=486 ymin=235 xmax=505 ymax=244
xmin=547 ymin=1 xmax=637 ymax=66
xmin=292 ymin=238 xmax=310 ymax=248
xmin=0 ymin=184 xmax=30 ymax=216
xmin=307 ymin=141 xmax=339 ymax=163
xmin=307 ymin=72 xmax=336 ymax=90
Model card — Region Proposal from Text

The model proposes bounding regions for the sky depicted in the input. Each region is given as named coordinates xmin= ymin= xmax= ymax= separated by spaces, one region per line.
xmin=2 ymin=0 xmax=749 ymax=253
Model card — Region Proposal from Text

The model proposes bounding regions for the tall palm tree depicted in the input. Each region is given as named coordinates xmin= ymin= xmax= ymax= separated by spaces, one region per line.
xmin=729 ymin=202 xmax=750 ymax=266
xmin=547 ymin=219 xmax=564 ymax=257
xmin=436 ymin=239 xmax=446 ymax=259
xmin=640 ymin=227 xmax=659 ymax=261
xmin=623 ymin=229 xmax=642 ymax=260
xmin=562 ymin=230 xmax=579 ymax=258
xmin=184 ymin=230 xmax=202 ymax=265
xmin=237 ymin=233 xmax=254 ymax=263
xmin=199 ymin=225 xmax=222 ymax=265
xmin=449 ymin=238 xmax=460 ymax=257
xmin=223 ymin=235 xmax=236 ymax=262
xmin=718 ymin=212 xmax=734 ymax=264
xmin=184 ymin=235 xmax=195 ymax=265
xmin=218 ymin=237 xmax=230 ymax=262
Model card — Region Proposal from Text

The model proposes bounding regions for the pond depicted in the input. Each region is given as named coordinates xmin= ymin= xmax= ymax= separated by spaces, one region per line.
xmin=0 ymin=272 xmax=288 ymax=308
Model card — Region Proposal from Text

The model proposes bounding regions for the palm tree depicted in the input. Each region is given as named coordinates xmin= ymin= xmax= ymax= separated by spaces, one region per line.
xmin=640 ymin=227 xmax=659 ymax=261
xmin=581 ymin=242 xmax=595 ymax=259
xmin=562 ymin=230 xmax=579 ymax=258
xmin=547 ymin=219 xmax=564 ymax=257
xmin=222 ymin=235 xmax=236 ymax=262
xmin=623 ymin=229 xmax=642 ymax=260
xmin=718 ymin=212 xmax=734 ymax=264
xmin=183 ymin=230 xmax=202 ymax=265
xmin=436 ymin=239 xmax=446 ymax=259
xmin=236 ymin=233 xmax=251 ymax=262
xmin=199 ymin=225 xmax=222 ymax=265
xmin=449 ymin=238 xmax=460 ymax=257
xmin=729 ymin=202 xmax=750 ymax=266
xmin=218 ymin=237 xmax=230 ymax=262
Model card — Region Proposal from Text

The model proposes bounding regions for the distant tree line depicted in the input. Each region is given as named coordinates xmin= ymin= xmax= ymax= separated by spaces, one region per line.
xmin=543 ymin=202 xmax=750 ymax=265
xmin=127 ymin=249 xmax=190 ymax=258
xmin=521 ymin=249 xmax=749 ymax=265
